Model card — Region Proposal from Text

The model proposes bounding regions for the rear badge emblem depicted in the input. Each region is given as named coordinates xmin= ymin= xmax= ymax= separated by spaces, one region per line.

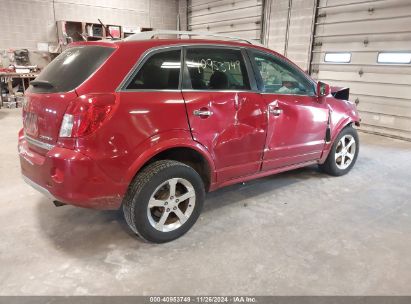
xmin=39 ymin=135 xmax=53 ymax=142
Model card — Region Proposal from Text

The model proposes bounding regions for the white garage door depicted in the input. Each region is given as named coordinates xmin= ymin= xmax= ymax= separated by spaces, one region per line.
xmin=311 ymin=0 xmax=411 ymax=140
xmin=188 ymin=0 xmax=263 ymax=42
xmin=264 ymin=0 xmax=317 ymax=71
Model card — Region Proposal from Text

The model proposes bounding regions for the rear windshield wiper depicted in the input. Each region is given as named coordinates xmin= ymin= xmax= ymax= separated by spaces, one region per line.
xmin=31 ymin=80 xmax=54 ymax=88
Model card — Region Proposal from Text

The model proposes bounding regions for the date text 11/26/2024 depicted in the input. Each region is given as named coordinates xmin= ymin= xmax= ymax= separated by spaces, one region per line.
xmin=149 ymin=296 xmax=257 ymax=303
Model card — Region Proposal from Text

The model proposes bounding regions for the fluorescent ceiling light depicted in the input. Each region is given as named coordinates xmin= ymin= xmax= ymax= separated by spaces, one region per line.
xmin=377 ymin=52 xmax=411 ymax=64
xmin=324 ymin=53 xmax=351 ymax=63
xmin=160 ymin=62 xmax=180 ymax=69
xmin=186 ymin=61 xmax=202 ymax=68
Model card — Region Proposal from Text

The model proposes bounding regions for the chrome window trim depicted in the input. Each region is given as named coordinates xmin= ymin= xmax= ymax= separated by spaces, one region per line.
xmin=25 ymin=134 xmax=54 ymax=150
xmin=123 ymin=89 xmax=258 ymax=93
xmin=116 ymin=43 xmax=258 ymax=92
xmin=181 ymin=89 xmax=259 ymax=93
xmin=121 ymin=89 xmax=181 ymax=93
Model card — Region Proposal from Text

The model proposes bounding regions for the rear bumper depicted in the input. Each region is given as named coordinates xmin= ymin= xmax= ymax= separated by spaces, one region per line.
xmin=22 ymin=175 xmax=57 ymax=200
xmin=18 ymin=136 xmax=125 ymax=209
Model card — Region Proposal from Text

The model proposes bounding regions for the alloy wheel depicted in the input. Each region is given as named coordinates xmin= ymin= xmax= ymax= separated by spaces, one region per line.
xmin=147 ymin=178 xmax=196 ymax=232
xmin=335 ymin=134 xmax=356 ymax=170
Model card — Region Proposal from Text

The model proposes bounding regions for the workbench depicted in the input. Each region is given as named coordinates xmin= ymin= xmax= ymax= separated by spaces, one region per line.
xmin=0 ymin=72 xmax=39 ymax=107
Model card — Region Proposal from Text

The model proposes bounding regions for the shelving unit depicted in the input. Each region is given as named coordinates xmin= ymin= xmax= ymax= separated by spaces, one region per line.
xmin=0 ymin=72 xmax=38 ymax=108
xmin=56 ymin=21 xmax=122 ymax=50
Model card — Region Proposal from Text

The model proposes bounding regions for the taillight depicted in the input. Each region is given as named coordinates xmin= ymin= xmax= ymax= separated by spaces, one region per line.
xmin=59 ymin=94 xmax=116 ymax=138
xmin=22 ymin=96 xmax=29 ymax=122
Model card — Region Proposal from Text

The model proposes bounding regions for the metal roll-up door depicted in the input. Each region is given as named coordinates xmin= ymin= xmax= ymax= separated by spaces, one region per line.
xmin=311 ymin=0 xmax=411 ymax=140
xmin=188 ymin=0 xmax=263 ymax=42
xmin=264 ymin=0 xmax=317 ymax=71
xmin=285 ymin=0 xmax=317 ymax=71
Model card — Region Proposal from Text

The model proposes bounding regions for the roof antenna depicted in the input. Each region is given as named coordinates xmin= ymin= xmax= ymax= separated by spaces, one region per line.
xmin=98 ymin=18 xmax=114 ymax=40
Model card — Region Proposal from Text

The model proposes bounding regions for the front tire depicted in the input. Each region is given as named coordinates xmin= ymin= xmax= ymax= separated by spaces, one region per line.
xmin=319 ymin=126 xmax=359 ymax=176
xmin=123 ymin=160 xmax=205 ymax=243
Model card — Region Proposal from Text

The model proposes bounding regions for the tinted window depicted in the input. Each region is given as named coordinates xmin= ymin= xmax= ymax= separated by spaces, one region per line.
xmin=126 ymin=50 xmax=181 ymax=90
xmin=185 ymin=48 xmax=250 ymax=90
xmin=31 ymin=46 xmax=114 ymax=93
xmin=251 ymin=52 xmax=315 ymax=96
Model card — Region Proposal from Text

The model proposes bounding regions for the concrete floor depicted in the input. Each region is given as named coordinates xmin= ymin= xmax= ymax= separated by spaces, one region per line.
xmin=1 ymin=107 xmax=411 ymax=295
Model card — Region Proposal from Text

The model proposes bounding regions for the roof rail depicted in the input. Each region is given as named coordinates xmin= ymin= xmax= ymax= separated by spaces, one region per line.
xmin=124 ymin=30 xmax=263 ymax=46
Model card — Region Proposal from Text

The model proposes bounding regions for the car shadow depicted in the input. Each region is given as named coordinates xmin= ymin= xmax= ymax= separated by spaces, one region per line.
xmin=35 ymin=201 xmax=141 ymax=256
xmin=204 ymin=165 xmax=323 ymax=212
xmin=35 ymin=164 xmax=326 ymax=255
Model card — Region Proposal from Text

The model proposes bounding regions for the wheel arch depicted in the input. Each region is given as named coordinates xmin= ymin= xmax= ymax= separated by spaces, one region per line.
xmin=140 ymin=146 xmax=213 ymax=191
xmin=320 ymin=116 xmax=358 ymax=164
xmin=332 ymin=117 xmax=356 ymax=142
xmin=124 ymin=132 xmax=216 ymax=192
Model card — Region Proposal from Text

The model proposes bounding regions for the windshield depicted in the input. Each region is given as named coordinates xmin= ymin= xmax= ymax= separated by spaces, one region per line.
xmin=31 ymin=45 xmax=114 ymax=93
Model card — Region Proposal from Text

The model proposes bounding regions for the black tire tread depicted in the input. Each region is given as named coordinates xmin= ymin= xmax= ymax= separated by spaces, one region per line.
xmin=122 ymin=160 xmax=193 ymax=241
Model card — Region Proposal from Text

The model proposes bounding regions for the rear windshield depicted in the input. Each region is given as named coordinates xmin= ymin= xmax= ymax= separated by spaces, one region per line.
xmin=30 ymin=45 xmax=114 ymax=93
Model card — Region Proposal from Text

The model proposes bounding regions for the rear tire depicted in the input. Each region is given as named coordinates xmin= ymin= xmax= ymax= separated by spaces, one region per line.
xmin=319 ymin=126 xmax=359 ymax=176
xmin=123 ymin=160 xmax=205 ymax=243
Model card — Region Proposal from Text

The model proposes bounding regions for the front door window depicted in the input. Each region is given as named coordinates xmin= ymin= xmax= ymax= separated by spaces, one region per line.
xmin=252 ymin=52 xmax=315 ymax=96
xmin=183 ymin=47 xmax=267 ymax=182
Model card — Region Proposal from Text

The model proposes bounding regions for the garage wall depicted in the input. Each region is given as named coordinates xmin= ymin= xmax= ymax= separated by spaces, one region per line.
xmin=311 ymin=0 xmax=411 ymax=140
xmin=263 ymin=0 xmax=317 ymax=71
xmin=178 ymin=0 xmax=188 ymax=31
xmin=187 ymin=0 xmax=263 ymax=42
xmin=0 ymin=0 xmax=179 ymax=50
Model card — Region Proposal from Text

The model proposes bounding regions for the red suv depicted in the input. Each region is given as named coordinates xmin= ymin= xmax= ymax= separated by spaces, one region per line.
xmin=19 ymin=31 xmax=360 ymax=243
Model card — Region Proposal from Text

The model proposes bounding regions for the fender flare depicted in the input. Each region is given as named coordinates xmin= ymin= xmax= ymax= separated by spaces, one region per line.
xmin=123 ymin=129 xmax=216 ymax=185
xmin=331 ymin=116 xmax=354 ymax=143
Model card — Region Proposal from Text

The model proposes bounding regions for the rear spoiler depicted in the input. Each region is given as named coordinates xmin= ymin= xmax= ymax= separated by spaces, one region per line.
xmin=330 ymin=86 xmax=349 ymax=101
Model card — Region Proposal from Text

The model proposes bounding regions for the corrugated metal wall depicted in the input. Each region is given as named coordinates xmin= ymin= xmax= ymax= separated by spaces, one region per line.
xmin=311 ymin=0 xmax=411 ymax=140
xmin=187 ymin=0 xmax=263 ymax=42
xmin=187 ymin=0 xmax=315 ymax=70
xmin=264 ymin=0 xmax=317 ymax=71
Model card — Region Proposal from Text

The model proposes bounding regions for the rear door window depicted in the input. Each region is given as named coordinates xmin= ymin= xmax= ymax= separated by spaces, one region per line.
xmin=184 ymin=48 xmax=250 ymax=90
xmin=31 ymin=45 xmax=114 ymax=93
xmin=125 ymin=49 xmax=181 ymax=90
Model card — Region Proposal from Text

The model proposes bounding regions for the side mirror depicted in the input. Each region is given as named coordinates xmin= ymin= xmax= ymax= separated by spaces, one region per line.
xmin=317 ymin=81 xmax=330 ymax=97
